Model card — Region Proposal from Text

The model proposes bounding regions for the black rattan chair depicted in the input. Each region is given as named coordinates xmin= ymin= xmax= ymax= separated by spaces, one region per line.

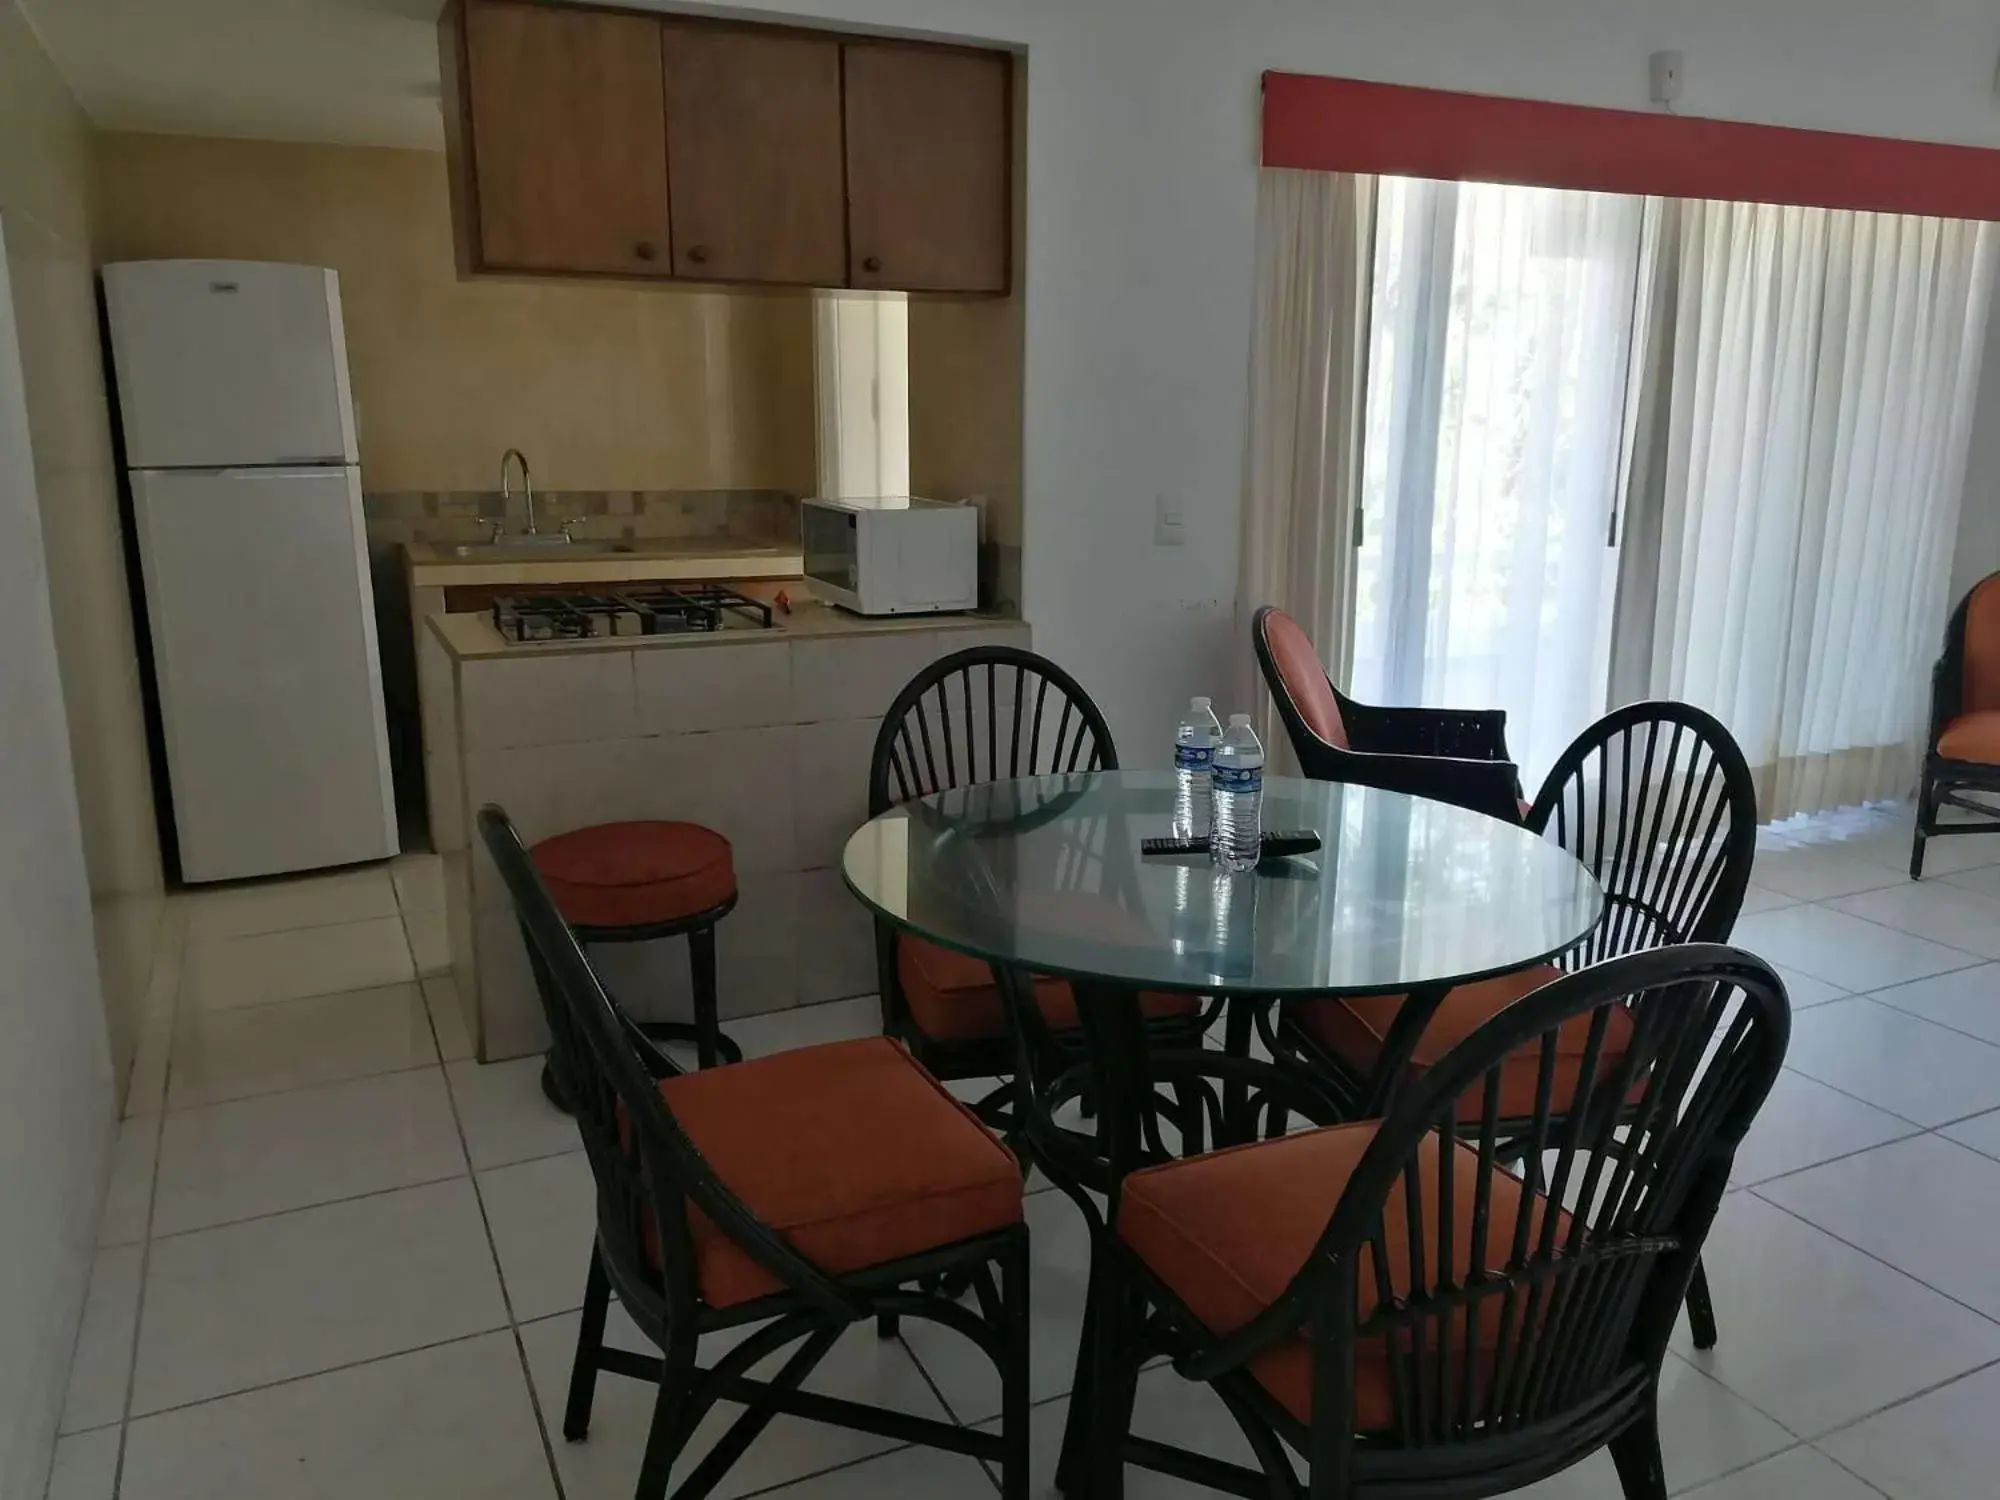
xmin=869 ymin=645 xmax=1216 ymax=1124
xmin=1277 ymin=702 xmax=1760 ymax=1350
xmin=1912 ymin=570 xmax=2000 ymax=878
xmin=1252 ymin=606 xmax=1523 ymax=822
xmin=479 ymin=804 xmax=1031 ymax=1500
xmin=1091 ymin=944 xmax=1789 ymax=1500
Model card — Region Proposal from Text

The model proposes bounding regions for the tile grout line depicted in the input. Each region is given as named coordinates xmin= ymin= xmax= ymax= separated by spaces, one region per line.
xmin=1805 ymin=1443 xmax=1899 ymax=1500
xmin=426 ymin=923 xmax=573 ymax=1500
xmin=105 ymin=908 xmax=185 ymax=1499
xmin=111 ymin=1327 xmax=516 ymax=1429
xmin=1793 ymin=1353 xmax=2000 ymax=1478
xmin=144 ymin=1162 xmax=469 ymax=1245
xmin=1762 ymin=1059 xmax=1928 ymax=1130
xmin=1731 ymin=1127 xmax=1928 ymax=1194
xmin=1857 ymin=989 xmax=2000 ymax=1058
xmin=167 ymin=970 xmax=427 ymax=1024
xmin=161 ymin=1054 xmax=447 ymax=1117
xmin=1746 ymin=1189 xmax=2000 ymax=1335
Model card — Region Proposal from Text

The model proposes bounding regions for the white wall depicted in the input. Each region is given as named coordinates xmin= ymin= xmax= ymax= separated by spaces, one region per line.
xmin=1951 ymin=292 xmax=2000 ymax=606
xmin=0 ymin=212 xmax=114 ymax=1498
xmin=672 ymin=0 xmax=2000 ymax=749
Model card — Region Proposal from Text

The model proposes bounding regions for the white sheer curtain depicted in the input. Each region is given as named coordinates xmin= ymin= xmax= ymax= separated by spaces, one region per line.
xmin=1234 ymin=169 xmax=1375 ymax=771
xmin=1623 ymin=203 xmax=1997 ymax=818
xmin=1350 ymin=178 xmax=1646 ymax=784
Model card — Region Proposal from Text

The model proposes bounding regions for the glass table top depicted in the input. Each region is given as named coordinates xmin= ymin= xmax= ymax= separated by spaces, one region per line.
xmin=841 ymin=771 xmax=1605 ymax=997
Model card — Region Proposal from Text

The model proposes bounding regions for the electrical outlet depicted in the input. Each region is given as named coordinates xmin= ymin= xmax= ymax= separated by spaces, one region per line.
xmin=1154 ymin=493 xmax=1185 ymax=547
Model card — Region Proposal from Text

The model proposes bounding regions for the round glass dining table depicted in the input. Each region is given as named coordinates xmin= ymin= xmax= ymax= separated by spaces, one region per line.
xmin=842 ymin=769 xmax=1603 ymax=1004
xmin=842 ymin=770 xmax=1604 ymax=1177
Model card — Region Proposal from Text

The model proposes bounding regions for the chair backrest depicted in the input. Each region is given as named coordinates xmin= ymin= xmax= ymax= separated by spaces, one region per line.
xmin=1252 ymin=606 xmax=1351 ymax=755
xmin=1957 ymin=572 xmax=2000 ymax=716
xmin=1527 ymin=702 xmax=1757 ymax=966
xmin=868 ymin=645 xmax=1118 ymax=816
xmin=477 ymin=804 xmax=860 ymax=1323
xmin=1252 ymin=946 xmax=1787 ymax=1475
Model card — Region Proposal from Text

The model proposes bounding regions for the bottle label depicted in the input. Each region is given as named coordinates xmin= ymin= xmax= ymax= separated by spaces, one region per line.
xmin=1213 ymin=764 xmax=1262 ymax=792
xmin=1174 ymin=743 xmax=1213 ymax=772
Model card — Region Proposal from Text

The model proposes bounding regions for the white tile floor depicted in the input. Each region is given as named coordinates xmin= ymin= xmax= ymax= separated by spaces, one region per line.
xmin=47 ymin=810 xmax=2000 ymax=1498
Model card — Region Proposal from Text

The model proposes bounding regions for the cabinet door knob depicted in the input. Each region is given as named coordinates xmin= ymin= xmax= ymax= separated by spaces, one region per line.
xmin=687 ymin=244 xmax=710 ymax=265
xmin=862 ymin=255 xmax=883 ymax=273
xmin=634 ymin=240 xmax=659 ymax=261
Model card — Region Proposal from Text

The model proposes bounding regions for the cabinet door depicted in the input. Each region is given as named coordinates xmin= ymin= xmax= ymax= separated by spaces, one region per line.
xmin=844 ymin=43 xmax=1011 ymax=294
xmin=660 ymin=25 xmax=845 ymax=286
xmin=463 ymin=0 xmax=672 ymax=275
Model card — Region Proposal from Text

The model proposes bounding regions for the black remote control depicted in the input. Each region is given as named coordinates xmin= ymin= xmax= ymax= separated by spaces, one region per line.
xmin=1140 ymin=831 xmax=1322 ymax=858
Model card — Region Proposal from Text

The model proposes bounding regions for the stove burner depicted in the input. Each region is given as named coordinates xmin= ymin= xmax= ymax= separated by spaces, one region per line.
xmin=491 ymin=584 xmax=775 ymax=644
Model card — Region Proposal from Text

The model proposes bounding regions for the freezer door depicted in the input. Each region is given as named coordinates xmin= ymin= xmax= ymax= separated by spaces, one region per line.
xmin=103 ymin=260 xmax=358 ymax=469
xmin=132 ymin=466 xmax=397 ymax=881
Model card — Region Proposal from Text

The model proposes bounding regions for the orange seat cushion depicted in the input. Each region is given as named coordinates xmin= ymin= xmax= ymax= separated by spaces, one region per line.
xmin=1118 ymin=1122 xmax=1563 ymax=1429
xmin=1261 ymin=609 xmax=1348 ymax=749
xmin=532 ymin=821 xmax=736 ymax=929
xmin=1286 ymin=965 xmax=1630 ymax=1122
xmin=1938 ymin=712 xmax=2000 ymax=766
xmin=648 ymin=1037 xmax=1023 ymax=1308
xmin=899 ymin=935 xmax=1202 ymax=1041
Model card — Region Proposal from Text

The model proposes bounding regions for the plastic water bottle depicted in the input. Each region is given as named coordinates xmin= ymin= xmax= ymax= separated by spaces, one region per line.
xmin=1210 ymin=714 xmax=1264 ymax=872
xmin=1171 ymin=697 xmax=1223 ymax=840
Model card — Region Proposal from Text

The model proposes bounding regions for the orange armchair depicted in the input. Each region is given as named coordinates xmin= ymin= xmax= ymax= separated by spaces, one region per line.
xmin=1913 ymin=571 xmax=2000 ymax=878
xmin=1252 ymin=606 xmax=1524 ymax=822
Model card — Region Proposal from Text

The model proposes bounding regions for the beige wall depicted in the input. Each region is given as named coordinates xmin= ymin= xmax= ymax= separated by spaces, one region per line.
xmin=94 ymin=132 xmax=818 ymax=495
xmin=1 ymin=7 xmax=161 ymax=1099
xmin=0 ymin=6 xmax=145 ymax=1490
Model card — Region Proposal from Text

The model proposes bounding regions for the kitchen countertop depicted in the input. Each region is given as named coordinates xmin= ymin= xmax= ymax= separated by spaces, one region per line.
xmin=427 ymin=597 xmax=1023 ymax=660
xmin=405 ymin=535 xmax=803 ymax=588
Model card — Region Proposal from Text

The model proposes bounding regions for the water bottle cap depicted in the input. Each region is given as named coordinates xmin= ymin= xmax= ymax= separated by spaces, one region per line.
xmin=1228 ymin=713 xmax=1252 ymax=725
xmin=1190 ymin=696 xmax=1211 ymax=709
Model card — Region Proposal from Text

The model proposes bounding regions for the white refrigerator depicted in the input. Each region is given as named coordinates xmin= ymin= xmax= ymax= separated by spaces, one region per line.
xmin=103 ymin=259 xmax=398 ymax=883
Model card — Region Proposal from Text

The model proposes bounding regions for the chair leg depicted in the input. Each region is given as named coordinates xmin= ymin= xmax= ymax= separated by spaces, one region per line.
xmin=1912 ymin=774 xmax=1934 ymax=880
xmin=632 ymin=1379 xmax=689 ymax=1500
xmin=1054 ymin=1248 xmax=1105 ymax=1494
xmin=1684 ymin=1258 xmax=1719 ymax=1351
xmin=1086 ymin=1275 xmax=1142 ymax=1500
xmin=1608 ymin=1407 xmax=1669 ymax=1500
xmin=563 ymin=1244 xmax=612 ymax=1440
xmin=875 ymin=1312 xmax=900 ymax=1338
xmin=999 ymin=1238 xmax=1032 ymax=1500
xmin=688 ymin=925 xmax=722 ymax=1070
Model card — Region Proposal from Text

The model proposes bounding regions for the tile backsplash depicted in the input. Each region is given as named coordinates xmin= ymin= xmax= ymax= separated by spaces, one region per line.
xmin=362 ymin=489 xmax=800 ymax=549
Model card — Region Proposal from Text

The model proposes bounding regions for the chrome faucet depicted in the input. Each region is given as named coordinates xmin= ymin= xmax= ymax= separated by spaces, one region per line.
xmin=500 ymin=448 xmax=539 ymax=537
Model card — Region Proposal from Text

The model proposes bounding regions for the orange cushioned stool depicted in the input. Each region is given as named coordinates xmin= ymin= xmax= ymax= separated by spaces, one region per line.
xmin=531 ymin=821 xmax=743 ymax=1106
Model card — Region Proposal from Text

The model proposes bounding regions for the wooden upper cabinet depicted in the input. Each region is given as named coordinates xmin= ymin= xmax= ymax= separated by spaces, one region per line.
xmin=659 ymin=25 xmax=845 ymax=286
xmin=457 ymin=0 xmax=672 ymax=275
xmin=441 ymin=2 xmax=1013 ymax=293
xmin=844 ymin=42 xmax=1011 ymax=294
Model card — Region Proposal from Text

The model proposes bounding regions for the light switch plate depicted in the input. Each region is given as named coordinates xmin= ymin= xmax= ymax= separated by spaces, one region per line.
xmin=1154 ymin=493 xmax=1185 ymax=547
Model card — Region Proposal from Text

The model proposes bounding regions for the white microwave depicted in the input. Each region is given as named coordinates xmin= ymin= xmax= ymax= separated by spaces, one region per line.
xmin=801 ymin=496 xmax=980 ymax=616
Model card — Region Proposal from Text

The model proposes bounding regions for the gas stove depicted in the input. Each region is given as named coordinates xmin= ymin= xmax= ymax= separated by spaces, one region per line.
xmin=490 ymin=584 xmax=775 ymax=644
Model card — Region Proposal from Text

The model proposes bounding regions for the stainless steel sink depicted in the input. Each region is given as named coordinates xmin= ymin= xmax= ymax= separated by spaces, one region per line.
xmin=442 ymin=540 xmax=635 ymax=560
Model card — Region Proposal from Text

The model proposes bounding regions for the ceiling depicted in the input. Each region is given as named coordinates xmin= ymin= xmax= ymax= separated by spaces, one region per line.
xmin=21 ymin=0 xmax=451 ymax=149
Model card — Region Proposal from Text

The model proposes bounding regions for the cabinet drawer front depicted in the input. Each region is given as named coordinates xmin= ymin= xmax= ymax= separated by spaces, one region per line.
xmin=465 ymin=1 xmax=672 ymax=275
xmin=661 ymin=26 xmax=845 ymax=286
xmin=844 ymin=43 xmax=1011 ymax=294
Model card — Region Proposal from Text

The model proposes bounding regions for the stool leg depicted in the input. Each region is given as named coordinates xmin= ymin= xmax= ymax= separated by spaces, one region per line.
xmin=689 ymin=924 xmax=721 ymax=1071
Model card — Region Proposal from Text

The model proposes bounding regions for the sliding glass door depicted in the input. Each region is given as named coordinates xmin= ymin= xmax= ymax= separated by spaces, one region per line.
xmin=1350 ymin=177 xmax=1647 ymax=783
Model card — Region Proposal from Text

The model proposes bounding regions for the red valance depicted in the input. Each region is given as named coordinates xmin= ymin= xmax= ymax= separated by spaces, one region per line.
xmin=1263 ymin=73 xmax=2000 ymax=222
